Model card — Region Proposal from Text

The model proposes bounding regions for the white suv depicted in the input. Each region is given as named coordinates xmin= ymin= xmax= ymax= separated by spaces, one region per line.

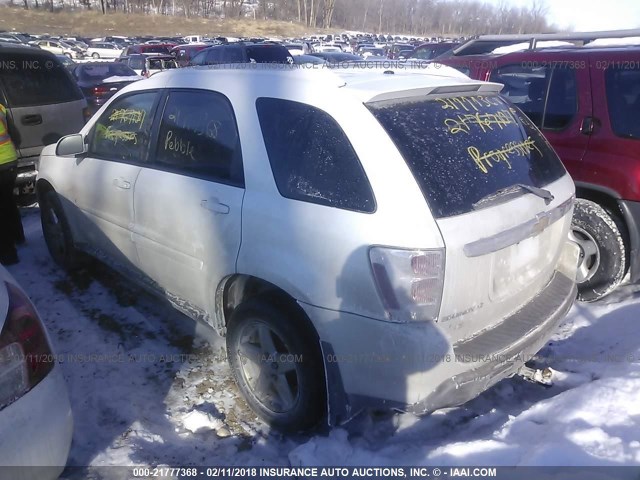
xmin=37 ymin=64 xmax=580 ymax=431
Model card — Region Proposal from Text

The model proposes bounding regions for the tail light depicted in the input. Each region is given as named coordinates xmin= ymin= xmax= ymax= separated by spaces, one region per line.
xmin=369 ymin=247 xmax=445 ymax=323
xmin=92 ymin=86 xmax=111 ymax=96
xmin=0 ymin=282 xmax=54 ymax=410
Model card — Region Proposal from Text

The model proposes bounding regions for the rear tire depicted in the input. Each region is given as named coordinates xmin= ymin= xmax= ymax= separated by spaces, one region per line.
xmin=40 ymin=190 xmax=86 ymax=271
xmin=92 ymin=52 xmax=100 ymax=59
xmin=572 ymin=199 xmax=626 ymax=302
xmin=226 ymin=297 xmax=325 ymax=432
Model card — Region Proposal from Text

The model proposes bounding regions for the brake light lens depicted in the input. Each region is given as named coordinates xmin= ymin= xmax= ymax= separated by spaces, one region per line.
xmin=0 ymin=282 xmax=54 ymax=410
xmin=92 ymin=86 xmax=110 ymax=96
xmin=369 ymin=247 xmax=445 ymax=323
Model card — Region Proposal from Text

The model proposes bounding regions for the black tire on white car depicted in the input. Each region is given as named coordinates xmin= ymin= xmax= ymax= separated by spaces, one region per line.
xmin=40 ymin=190 xmax=86 ymax=271
xmin=226 ymin=297 xmax=325 ymax=432
xmin=92 ymin=52 xmax=100 ymax=59
xmin=572 ymin=199 xmax=626 ymax=302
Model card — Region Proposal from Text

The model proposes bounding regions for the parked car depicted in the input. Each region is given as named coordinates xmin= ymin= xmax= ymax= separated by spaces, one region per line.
xmin=118 ymin=54 xmax=178 ymax=77
xmin=293 ymin=54 xmax=327 ymax=65
xmin=71 ymin=62 xmax=142 ymax=116
xmin=0 ymin=45 xmax=86 ymax=192
xmin=189 ymin=43 xmax=293 ymax=66
xmin=86 ymin=42 xmax=123 ymax=59
xmin=55 ymin=53 xmax=76 ymax=71
xmin=309 ymin=51 xmax=362 ymax=64
xmin=170 ymin=43 xmax=210 ymax=67
xmin=0 ymin=265 xmax=73 ymax=478
xmin=37 ymin=64 xmax=579 ymax=431
xmin=437 ymin=44 xmax=640 ymax=301
xmin=387 ymin=43 xmax=414 ymax=59
xmin=410 ymin=42 xmax=459 ymax=60
xmin=121 ymin=43 xmax=174 ymax=56
xmin=31 ymin=39 xmax=84 ymax=59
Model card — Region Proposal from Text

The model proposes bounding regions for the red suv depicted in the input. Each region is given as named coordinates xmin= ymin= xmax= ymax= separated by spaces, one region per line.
xmin=437 ymin=45 xmax=640 ymax=301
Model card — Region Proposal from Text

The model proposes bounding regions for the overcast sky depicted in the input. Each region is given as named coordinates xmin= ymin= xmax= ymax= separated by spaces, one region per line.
xmin=478 ymin=0 xmax=640 ymax=31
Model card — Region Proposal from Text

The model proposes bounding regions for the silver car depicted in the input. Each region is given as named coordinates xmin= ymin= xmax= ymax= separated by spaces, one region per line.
xmin=37 ymin=64 xmax=580 ymax=431
xmin=0 ymin=266 xmax=73 ymax=478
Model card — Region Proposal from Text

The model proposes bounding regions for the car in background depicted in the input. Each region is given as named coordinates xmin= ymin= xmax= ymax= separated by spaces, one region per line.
xmin=309 ymin=51 xmax=361 ymax=64
xmin=189 ymin=43 xmax=293 ymax=66
xmin=55 ymin=54 xmax=76 ymax=71
xmin=437 ymin=44 xmax=640 ymax=302
xmin=31 ymin=39 xmax=84 ymax=59
xmin=293 ymin=54 xmax=327 ymax=65
xmin=0 ymin=265 xmax=73 ymax=478
xmin=72 ymin=62 xmax=142 ymax=116
xmin=360 ymin=47 xmax=386 ymax=58
xmin=38 ymin=64 xmax=579 ymax=432
xmin=170 ymin=43 xmax=210 ymax=67
xmin=142 ymin=55 xmax=178 ymax=77
xmin=410 ymin=42 xmax=459 ymax=60
xmin=284 ymin=43 xmax=307 ymax=56
xmin=387 ymin=43 xmax=414 ymax=59
xmin=86 ymin=42 xmax=123 ymax=59
xmin=118 ymin=54 xmax=178 ymax=76
xmin=0 ymin=45 xmax=86 ymax=193
xmin=121 ymin=43 xmax=174 ymax=56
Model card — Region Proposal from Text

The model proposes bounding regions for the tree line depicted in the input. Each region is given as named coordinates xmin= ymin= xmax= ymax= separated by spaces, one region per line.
xmin=13 ymin=0 xmax=555 ymax=35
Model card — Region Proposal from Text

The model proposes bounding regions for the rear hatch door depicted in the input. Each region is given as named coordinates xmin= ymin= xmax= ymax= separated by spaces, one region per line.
xmin=369 ymin=91 xmax=574 ymax=345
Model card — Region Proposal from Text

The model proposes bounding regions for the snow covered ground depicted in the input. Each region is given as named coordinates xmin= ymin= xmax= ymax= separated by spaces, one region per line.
xmin=6 ymin=205 xmax=640 ymax=474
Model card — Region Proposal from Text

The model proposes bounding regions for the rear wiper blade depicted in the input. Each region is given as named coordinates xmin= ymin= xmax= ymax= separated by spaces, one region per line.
xmin=473 ymin=183 xmax=554 ymax=210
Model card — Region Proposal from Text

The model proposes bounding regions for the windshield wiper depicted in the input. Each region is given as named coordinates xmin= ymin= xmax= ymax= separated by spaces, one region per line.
xmin=473 ymin=183 xmax=554 ymax=210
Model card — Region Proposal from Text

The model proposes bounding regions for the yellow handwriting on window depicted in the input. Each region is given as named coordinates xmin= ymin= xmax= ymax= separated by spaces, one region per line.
xmin=468 ymin=137 xmax=541 ymax=174
xmin=436 ymin=96 xmax=502 ymax=112
xmin=444 ymin=109 xmax=518 ymax=135
xmin=109 ymin=108 xmax=147 ymax=128
xmin=102 ymin=126 xmax=138 ymax=145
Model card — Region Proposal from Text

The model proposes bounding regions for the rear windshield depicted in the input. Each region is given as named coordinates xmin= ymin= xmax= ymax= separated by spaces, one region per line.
xmin=0 ymin=53 xmax=83 ymax=107
xmin=368 ymin=94 xmax=566 ymax=218
xmin=77 ymin=63 xmax=137 ymax=81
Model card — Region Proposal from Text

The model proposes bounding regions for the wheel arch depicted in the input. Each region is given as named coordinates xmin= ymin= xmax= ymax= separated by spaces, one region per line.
xmin=213 ymin=274 xmax=319 ymax=340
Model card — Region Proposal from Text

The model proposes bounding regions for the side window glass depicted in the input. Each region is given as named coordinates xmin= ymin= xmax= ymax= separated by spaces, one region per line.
xmin=605 ymin=66 xmax=640 ymax=140
xmin=543 ymin=67 xmax=577 ymax=129
xmin=256 ymin=98 xmax=375 ymax=213
xmin=490 ymin=65 xmax=550 ymax=127
xmin=155 ymin=90 xmax=244 ymax=186
xmin=89 ymin=92 xmax=157 ymax=163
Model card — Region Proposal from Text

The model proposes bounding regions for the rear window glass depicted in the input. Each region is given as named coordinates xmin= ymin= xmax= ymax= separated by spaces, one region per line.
xmin=489 ymin=65 xmax=577 ymax=130
xmin=0 ymin=53 xmax=82 ymax=107
xmin=76 ymin=63 xmax=137 ymax=81
xmin=605 ymin=66 xmax=640 ymax=140
xmin=368 ymin=94 xmax=566 ymax=218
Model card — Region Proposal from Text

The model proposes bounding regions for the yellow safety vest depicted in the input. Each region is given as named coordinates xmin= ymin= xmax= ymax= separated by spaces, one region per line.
xmin=0 ymin=103 xmax=18 ymax=166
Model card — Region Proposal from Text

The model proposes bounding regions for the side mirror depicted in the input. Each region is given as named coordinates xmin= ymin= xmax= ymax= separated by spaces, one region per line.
xmin=56 ymin=134 xmax=86 ymax=156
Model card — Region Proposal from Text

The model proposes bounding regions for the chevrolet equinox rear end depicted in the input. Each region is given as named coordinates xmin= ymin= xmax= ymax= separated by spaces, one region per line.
xmin=37 ymin=65 xmax=580 ymax=431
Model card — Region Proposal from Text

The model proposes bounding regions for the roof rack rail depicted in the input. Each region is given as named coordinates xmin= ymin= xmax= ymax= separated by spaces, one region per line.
xmin=452 ymin=28 xmax=640 ymax=56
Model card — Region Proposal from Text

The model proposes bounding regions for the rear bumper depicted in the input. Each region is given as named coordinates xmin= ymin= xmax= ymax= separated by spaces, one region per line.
xmin=304 ymin=267 xmax=577 ymax=425
xmin=407 ymin=271 xmax=576 ymax=414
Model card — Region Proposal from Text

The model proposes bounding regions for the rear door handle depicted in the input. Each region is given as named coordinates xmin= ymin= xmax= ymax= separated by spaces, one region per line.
xmin=200 ymin=198 xmax=230 ymax=214
xmin=113 ymin=178 xmax=131 ymax=190
xmin=21 ymin=114 xmax=42 ymax=126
